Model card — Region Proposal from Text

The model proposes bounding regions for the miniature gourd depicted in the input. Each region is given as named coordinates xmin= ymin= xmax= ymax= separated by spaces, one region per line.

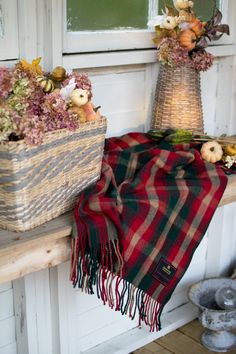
xmin=36 ymin=76 xmax=54 ymax=93
xmin=50 ymin=66 xmax=67 ymax=82
xmin=200 ymin=141 xmax=223 ymax=163
xmin=224 ymin=144 xmax=236 ymax=156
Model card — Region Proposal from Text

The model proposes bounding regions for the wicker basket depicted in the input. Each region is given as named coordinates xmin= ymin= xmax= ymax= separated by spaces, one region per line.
xmin=151 ymin=64 xmax=204 ymax=133
xmin=0 ymin=118 xmax=107 ymax=232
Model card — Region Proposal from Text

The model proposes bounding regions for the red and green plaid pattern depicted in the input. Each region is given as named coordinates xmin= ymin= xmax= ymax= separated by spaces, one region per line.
xmin=71 ymin=133 xmax=227 ymax=331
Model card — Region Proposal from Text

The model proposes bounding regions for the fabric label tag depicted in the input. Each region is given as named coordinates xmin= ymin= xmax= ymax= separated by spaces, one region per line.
xmin=152 ymin=257 xmax=177 ymax=286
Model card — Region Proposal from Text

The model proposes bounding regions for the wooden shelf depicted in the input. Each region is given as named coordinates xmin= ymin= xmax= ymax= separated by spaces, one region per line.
xmin=1 ymin=174 xmax=236 ymax=284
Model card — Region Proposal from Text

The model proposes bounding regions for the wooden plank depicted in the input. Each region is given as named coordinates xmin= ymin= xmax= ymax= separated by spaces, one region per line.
xmin=0 ymin=175 xmax=235 ymax=284
xmin=178 ymin=319 xmax=203 ymax=342
xmin=134 ymin=349 xmax=172 ymax=354
xmin=0 ymin=212 xmax=73 ymax=251
xmin=133 ymin=341 xmax=164 ymax=353
xmin=0 ymin=236 xmax=71 ymax=283
xmin=157 ymin=330 xmax=210 ymax=354
xmin=219 ymin=174 xmax=236 ymax=207
xmin=134 ymin=320 xmax=236 ymax=354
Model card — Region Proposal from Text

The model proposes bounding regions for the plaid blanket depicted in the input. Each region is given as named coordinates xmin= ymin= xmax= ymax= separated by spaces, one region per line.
xmin=71 ymin=133 xmax=227 ymax=331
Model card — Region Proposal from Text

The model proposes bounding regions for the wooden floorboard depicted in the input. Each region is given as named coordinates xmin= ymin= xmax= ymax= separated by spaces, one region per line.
xmin=133 ymin=319 xmax=236 ymax=354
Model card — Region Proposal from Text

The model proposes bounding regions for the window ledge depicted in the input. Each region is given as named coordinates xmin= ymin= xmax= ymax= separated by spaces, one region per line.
xmin=63 ymin=44 xmax=236 ymax=70
xmin=0 ymin=174 xmax=236 ymax=284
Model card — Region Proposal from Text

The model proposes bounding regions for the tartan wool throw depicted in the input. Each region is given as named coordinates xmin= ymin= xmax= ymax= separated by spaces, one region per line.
xmin=71 ymin=132 xmax=227 ymax=331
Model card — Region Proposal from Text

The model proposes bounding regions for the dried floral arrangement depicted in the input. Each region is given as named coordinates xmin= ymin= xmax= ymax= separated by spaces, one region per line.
xmin=0 ymin=58 xmax=101 ymax=145
xmin=148 ymin=128 xmax=236 ymax=170
xmin=148 ymin=0 xmax=229 ymax=71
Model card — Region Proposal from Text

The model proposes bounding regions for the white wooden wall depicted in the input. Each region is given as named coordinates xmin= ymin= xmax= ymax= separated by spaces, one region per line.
xmin=0 ymin=0 xmax=236 ymax=353
xmin=0 ymin=283 xmax=17 ymax=354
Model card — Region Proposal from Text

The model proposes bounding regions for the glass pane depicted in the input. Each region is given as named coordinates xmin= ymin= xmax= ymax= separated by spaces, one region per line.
xmin=158 ymin=0 xmax=220 ymax=22
xmin=67 ymin=0 xmax=149 ymax=31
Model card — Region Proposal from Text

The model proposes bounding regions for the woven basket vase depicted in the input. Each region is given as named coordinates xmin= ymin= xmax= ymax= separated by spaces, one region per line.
xmin=0 ymin=118 xmax=107 ymax=232
xmin=151 ymin=64 xmax=204 ymax=133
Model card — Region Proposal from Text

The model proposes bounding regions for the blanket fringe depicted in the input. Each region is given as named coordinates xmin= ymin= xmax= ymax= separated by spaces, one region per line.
xmin=70 ymin=238 xmax=161 ymax=331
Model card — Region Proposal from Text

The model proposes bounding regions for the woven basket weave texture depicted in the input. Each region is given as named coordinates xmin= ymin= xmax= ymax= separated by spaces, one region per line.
xmin=151 ymin=64 xmax=204 ymax=133
xmin=0 ymin=118 xmax=107 ymax=232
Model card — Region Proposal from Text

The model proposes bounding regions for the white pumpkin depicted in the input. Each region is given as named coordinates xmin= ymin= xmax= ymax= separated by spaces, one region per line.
xmin=200 ymin=141 xmax=223 ymax=163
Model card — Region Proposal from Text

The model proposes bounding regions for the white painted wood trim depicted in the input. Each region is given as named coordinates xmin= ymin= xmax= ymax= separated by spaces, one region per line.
xmin=64 ymin=31 xmax=155 ymax=54
xmin=57 ymin=263 xmax=77 ymax=354
xmin=51 ymin=0 xmax=63 ymax=67
xmin=35 ymin=0 xmax=63 ymax=71
xmin=48 ymin=267 xmax=61 ymax=354
xmin=13 ymin=270 xmax=53 ymax=354
xmin=62 ymin=45 xmax=236 ymax=70
xmin=214 ymin=56 xmax=235 ymax=135
xmin=17 ymin=0 xmax=38 ymax=61
xmin=13 ymin=278 xmax=29 ymax=354
xmin=205 ymin=203 xmax=236 ymax=278
xmin=62 ymin=0 xmax=235 ymax=53
xmin=0 ymin=0 xmax=19 ymax=60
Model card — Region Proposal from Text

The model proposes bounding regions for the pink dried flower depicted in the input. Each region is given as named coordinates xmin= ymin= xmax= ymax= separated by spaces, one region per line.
xmin=63 ymin=72 xmax=92 ymax=96
xmin=16 ymin=114 xmax=46 ymax=145
xmin=41 ymin=90 xmax=78 ymax=132
xmin=0 ymin=67 xmax=14 ymax=99
xmin=158 ymin=38 xmax=190 ymax=67
xmin=190 ymin=50 xmax=214 ymax=72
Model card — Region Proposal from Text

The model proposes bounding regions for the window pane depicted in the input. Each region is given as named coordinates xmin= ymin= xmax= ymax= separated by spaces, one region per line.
xmin=158 ymin=0 xmax=220 ymax=22
xmin=67 ymin=0 xmax=149 ymax=31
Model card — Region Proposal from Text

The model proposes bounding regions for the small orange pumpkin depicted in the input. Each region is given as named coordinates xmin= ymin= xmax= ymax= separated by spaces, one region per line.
xmin=178 ymin=29 xmax=196 ymax=51
xmin=190 ymin=18 xmax=205 ymax=36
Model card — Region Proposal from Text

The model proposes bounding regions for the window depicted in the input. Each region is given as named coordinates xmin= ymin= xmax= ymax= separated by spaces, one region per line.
xmin=158 ymin=0 xmax=220 ymax=21
xmin=63 ymin=0 xmax=233 ymax=54
xmin=63 ymin=0 xmax=155 ymax=53
xmin=67 ymin=0 xmax=149 ymax=31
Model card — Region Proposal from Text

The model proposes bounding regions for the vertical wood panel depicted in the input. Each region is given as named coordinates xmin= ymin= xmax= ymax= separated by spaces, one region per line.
xmin=214 ymin=56 xmax=235 ymax=135
xmin=0 ymin=282 xmax=11 ymax=292
xmin=201 ymin=62 xmax=218 ymax=135
xmin=13 ymin=269 xmax=53 ymax=354
xmin=57 ymin=262 xmax=77 ymax=354
xmin=17 ymin=0 xmax=37 ymax=61
xmin=86 ymin=66 xmax=151 ymax=137
xmin=0 ymin=342 xmax=17 ymax=354
xmin=0 ymin=289 xmax=14 ymax=321
xmin=205 ymin=203 xmax=236 ymax=278
xmin=0 ymin=317 xmax=15 ymax=348
xmin=0 ymin=0 xmax=19 ymax=60
xmin=0 ymin=282 xmax=16 ymax=352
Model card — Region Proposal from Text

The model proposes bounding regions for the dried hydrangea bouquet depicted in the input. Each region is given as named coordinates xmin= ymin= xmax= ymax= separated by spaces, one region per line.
xmin=0 ymin=58 xmax=99 ymax=145
xmin=0 ymin=58 xmax=107 ymax=232
xmin=149 ymin=0 xmax=229 ymax=132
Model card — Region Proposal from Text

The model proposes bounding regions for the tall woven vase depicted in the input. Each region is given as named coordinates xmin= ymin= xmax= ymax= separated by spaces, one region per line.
xmin=151 ymin=64 xmax=204 ymax=133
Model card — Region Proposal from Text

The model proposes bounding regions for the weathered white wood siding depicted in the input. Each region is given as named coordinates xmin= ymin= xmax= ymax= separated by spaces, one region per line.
xmin=0 ymin=282 xmax=17 ymax=354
